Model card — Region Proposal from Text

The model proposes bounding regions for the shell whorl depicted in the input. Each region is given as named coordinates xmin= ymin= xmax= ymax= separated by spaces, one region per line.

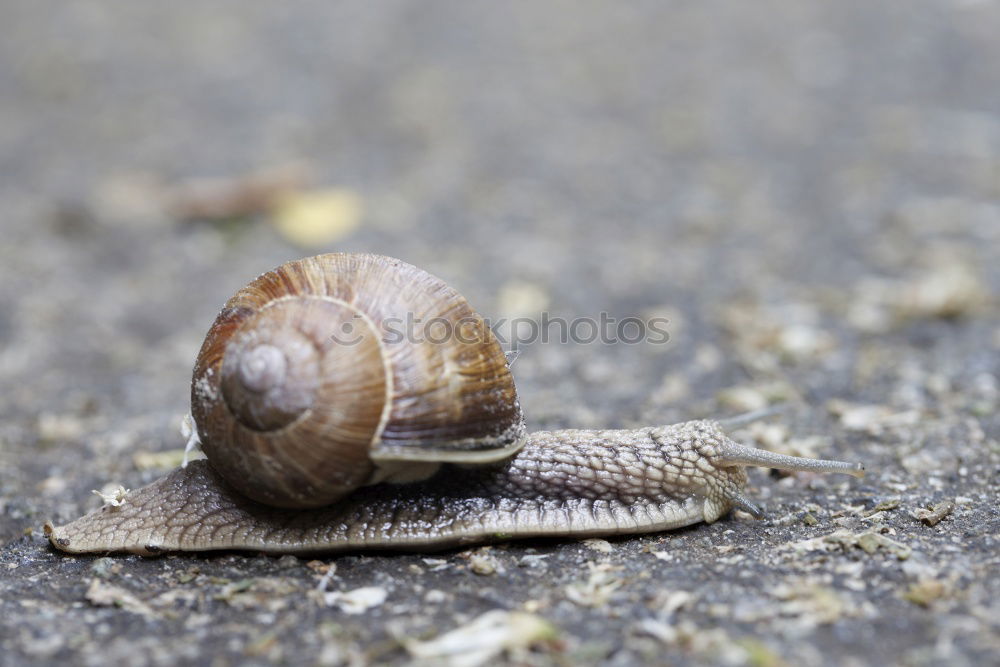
xmin=191 ymin=253 xmax=525 ymax=509
xmin=220 ymin=309 xmax=320 ymax=432
xmin=195 ymin=295 xmax=388 ymax=508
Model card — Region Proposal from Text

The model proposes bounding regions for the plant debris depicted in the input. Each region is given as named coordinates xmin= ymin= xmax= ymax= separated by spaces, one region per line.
xmin=565 ymin=562 xmax=625 ymax=607
xmin=85 ymin=580 xmax=156 ymax=619
xmin=912 ymin=500 xmax=955 ymax=526
xmin=580 ymin=538 xmax=614 ymax=554
xmin=465 ymin=547 xmax=503 ymax=576
xmin=270 ymin=187 xmax=363 ymax=248
xmin=165 ymin=164 xmax=309 ymax=221
xmin=789 ymin=529 xmax=913 ymax=560
xmin=322 ymin=586 xmax=388 ymax=614
xmin=400 ymin=610 xmax=557 ymax=667
xmin=902 ymin=579 xmax=953 ymax=608
xmin=91 ymin=485 xmax=130 ymax=507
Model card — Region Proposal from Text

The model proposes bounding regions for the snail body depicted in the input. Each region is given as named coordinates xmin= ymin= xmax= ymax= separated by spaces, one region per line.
xmin=46 ymin=253 xmax=864 ymax=556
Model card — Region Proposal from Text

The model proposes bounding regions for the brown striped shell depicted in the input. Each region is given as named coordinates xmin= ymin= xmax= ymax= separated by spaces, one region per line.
xmin=191 ymin=253 xmax=525 ymax=508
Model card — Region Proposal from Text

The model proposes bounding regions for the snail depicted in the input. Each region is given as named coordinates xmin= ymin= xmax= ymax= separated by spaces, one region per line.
xmin=45 ymin=253 xmax=864 ymax=556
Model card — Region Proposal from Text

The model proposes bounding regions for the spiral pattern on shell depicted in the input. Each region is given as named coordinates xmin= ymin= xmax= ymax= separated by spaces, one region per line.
xmin=191 ymin=253 xmax=525 ymax=508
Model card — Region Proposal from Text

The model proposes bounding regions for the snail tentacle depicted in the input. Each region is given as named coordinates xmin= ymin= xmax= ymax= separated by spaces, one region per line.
xmin=717 ymin=441 xmax=866 ymax=478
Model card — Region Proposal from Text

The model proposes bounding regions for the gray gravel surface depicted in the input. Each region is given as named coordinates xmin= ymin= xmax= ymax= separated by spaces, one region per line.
xmin=1 ymin=2 xmax=998 ymax=665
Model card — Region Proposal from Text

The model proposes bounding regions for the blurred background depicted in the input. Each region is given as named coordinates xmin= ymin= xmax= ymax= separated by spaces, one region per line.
xmin=1 ymin=2 xmax=998 ymax=666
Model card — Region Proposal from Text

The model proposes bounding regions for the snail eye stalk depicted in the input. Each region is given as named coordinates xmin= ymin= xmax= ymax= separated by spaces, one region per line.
xmin=718 ymin=442 xmax=865 ymax=478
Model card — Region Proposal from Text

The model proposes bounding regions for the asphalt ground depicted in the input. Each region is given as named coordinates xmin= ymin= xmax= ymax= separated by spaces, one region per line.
xmin=1 ymin=2 xmax=998 ymax=665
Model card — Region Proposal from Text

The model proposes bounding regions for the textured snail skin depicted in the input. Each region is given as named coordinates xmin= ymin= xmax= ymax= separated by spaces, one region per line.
xmin=46 ymin=422 xmax=740 ymax=555
xmin=45 ymin=420 xmax=862 ymax=555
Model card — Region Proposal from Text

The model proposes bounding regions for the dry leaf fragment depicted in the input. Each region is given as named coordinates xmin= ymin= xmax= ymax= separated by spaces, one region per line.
xmin=788 ymin=529 xmax=912 ymax=560
xmin=847 ymin=258 xmax=988 ymax=332
xmin=90 ymin=557 xmax=121 ymax=579
xmin=912 ymin=500 xmax=954 ymax=526
xmin=892 ymin=262 xmax=988 ymax=321
xmin=402 ymin=610 xmax=556 ymax=667
xmin=271 ymin=188 xmax=363 ymax=247
xmin=903 ymin=579 xmax=951 ymax=607
xmin=716 ymin=386 xmax=771 ymax=413
xmin=323 ymin=586 xmax=387 ymax=614
xmin=654 ymin=590 xmax=694 ymax=616
xmin=91 ymin=485 xmax=129 ymax=507
xmin=862 ymin=499 xmax=901 ymax=517
xmin=422 ymin=558 xmax=452 ymax=572
xmin=772 ymin=583 xmax=848 ymax=625
xmin=167 ymin=165 xmax=308 ymax=220
xmin=854 ymin=532 xmax=911 ymax=559
xmin=37 ymin=413 xmax=90 ymax=442
xmin=565 ymin=563 xmax=624 ymax=607
xmin=467 ymin=548 xmax=501 ymax=576
xmin=581 ymin=538 xmax=614 ymax=553
xmin=85 ymin=579 xmax=156 ymax=618
xmin=497 ymin=280 xmax=551 ymax=318
xmin=826 ymin=400 xmax=893 ymax=432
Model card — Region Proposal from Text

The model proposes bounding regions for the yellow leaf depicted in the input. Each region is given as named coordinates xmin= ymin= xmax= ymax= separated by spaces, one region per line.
xmin=271 ymin=188 xmax=363 ymax=247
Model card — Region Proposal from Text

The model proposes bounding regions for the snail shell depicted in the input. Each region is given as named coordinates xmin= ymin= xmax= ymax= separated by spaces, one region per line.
xmin=191 ymin=253 xmax=524 ymax=508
